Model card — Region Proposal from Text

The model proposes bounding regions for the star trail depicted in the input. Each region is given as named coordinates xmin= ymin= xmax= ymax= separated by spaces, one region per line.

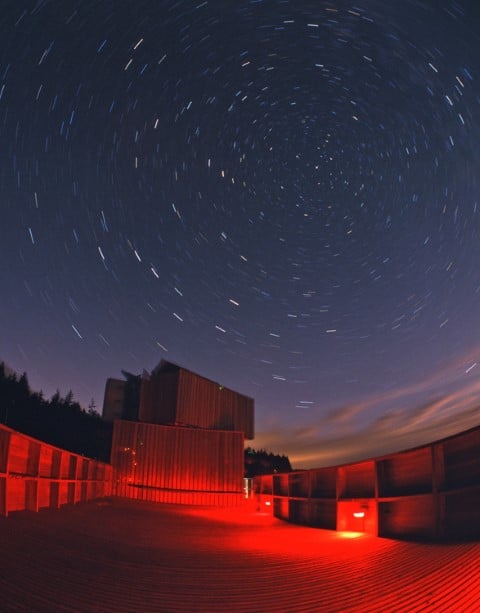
xmin=2 ymin=1 xmax=480 ymax=467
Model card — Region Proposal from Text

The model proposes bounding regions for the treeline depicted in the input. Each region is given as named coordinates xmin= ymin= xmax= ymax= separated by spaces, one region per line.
xmin=245 ymin=447 xmax=292 ymax=477
xmin=0 ymin=363 xmax=112 ymax=462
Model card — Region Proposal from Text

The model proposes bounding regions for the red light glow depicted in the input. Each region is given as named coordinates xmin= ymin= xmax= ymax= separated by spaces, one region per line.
xmin=338 ymin=531 xmax=364 ymax=539
xmin=353 ymin=511 xmax=365 ymax=518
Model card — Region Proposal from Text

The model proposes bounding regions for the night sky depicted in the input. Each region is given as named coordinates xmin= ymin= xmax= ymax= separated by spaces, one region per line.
xmin=2 ymin=1 xmax=480 ymax=468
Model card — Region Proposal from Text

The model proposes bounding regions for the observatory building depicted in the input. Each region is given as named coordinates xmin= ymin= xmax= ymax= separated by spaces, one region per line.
xmin=103 ymin=360 xmax=254 ymax=505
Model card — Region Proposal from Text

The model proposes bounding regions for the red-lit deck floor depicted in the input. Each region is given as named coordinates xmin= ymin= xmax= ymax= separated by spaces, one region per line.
xmin=1 ymin=498 xmax=479 ymax=612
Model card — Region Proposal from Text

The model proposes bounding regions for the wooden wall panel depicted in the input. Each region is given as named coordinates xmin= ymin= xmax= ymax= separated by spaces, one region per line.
xmin=51 ymin=450 xmax=61 ymax=479
xmin=138 ymin=370 xmax=179 ymax=424
xmin=68 ymin=455 xmax=77 ymax=479
xmin=6 ymin=480 xmax=24 ymax=512
xmin=273 ymin=474 xmax=288 ymax=497
xmin=311 ymin=467 xmax=337 ymax=498
xmin=67 ymin=482 xmax=76 ymax=504
xmin=0 ymin=428 xmax=10 ymax=473
xmin=443 ymin=429 xmax=480 ymax=489
xmin=59 ymin=454 xmax=69 ymax=479
xmin=378 ymin=497 xmax=436 ymax=539
xmin=378 ymin=447 xmax=432 ymax=496
xmin=289 ymin=499 xmax=311 ymax=525
xmin=444 ymin=489 xmax=480 ymax=539
xmin=49 ymin=482 xmax=59 ymax=508
xmin=289 ymin=472 xmax=310 ymax=498
xmin=310 ymin=500 xmax=336 ymax=530
xmin=273 ymin=497 xmax=289 ymax=520
xmin=0 ymin=478 xmax=6 ymax=515
xmin=176 ymin=369 xmax=254 ymax=438
xmin=39 ymin=445 xmax=54 ymax=478
xmin=338 ymin=461 xmax=375 ymax=498
xmin=114 ymin=487 xmax=241 ymax=506
xmin=0 ymin=424 xmax=113 ymax=516
xmin=38 ymin=480 xmax=51 ymax=509
xmin=136 ymin=362 xmax=254 ymax=439
xmin=8 ymin=434 xmax=33 ymax=474
xmin=79 ymin=459 xmax=89 ymax=480
xmin=111 ymin=420 xmax=244 ymax=505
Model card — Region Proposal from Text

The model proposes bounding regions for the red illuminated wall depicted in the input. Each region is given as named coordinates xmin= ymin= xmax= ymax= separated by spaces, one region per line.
xmin=0 ymin=424 xmax=112 ymax=517
xmin=254 ymin=424 xmax=480 ymax=541
xmin=111 ymin=420 xmax=245 ymax=506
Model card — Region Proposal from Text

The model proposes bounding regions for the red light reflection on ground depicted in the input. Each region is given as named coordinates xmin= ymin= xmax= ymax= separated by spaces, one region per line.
xmin=1 ymin=499 xmax=479 ymax=612
xmin=180 ymin=504 xmax=379 ymax=560
xmin=338 ymin=531 xmax=364 ymax=539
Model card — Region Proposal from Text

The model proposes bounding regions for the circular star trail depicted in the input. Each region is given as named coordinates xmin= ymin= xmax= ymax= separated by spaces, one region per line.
xmin=2 ymin=1 xmax=480 ymax=466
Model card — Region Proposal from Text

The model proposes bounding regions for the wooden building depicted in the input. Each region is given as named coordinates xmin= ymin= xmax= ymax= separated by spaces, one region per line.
xmin=111 ymin=420 xmax=244 ymax=506
xmin=106 ymin=360 xmax=254 ymax=506
xmin=138 ymin=360 xmax=254 ymax=439
xmin=102 ymin=361 xmax=254 ymax=441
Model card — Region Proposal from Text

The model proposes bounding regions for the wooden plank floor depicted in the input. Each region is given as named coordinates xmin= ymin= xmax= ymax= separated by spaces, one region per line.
xmin=0 ymin=498 xmax=479 ymax=612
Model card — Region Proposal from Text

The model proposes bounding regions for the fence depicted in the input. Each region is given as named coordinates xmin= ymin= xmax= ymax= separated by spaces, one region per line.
xmin=254 ymin=424 xmax=480 ymax=541
xmin=0 ymin=423 xmax=113 ymax=516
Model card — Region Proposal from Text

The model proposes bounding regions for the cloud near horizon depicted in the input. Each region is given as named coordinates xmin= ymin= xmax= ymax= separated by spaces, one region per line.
xmin=253 ymin=345 xmax=480 ymax=468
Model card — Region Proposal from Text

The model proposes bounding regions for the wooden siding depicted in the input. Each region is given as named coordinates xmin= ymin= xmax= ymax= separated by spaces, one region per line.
xmin=126 ymin=361 xmax=254 ymax=439
xmin=288 ymin=498 xmax=337 ymax=529
xmin=444 ymin=489 xmax=480 ymax=539
xmin=0 ymin=423 xmax=112 ymax=517
xmin=310 ymin=499 xmax=337 ymax=529
xmin=289 ymin=471 xmax=310 ymax=498
xmin=111 ymin=420 xmax=244 ymax=506
xmin=255 ymin=423 xmax=480 ymax=541
xmin=378 ymin=447 xmax=433 ymax=496
xmin=379 ymin=497 xmax=436 ymax=539
xmin=138 ymin=369 xmax=179 ymax=424
xmin=102 ymin=378 xmax=127 ymax=422
xmin=176 ymin=368 xmax=254 ymax=438
xmin=443 ymin=428 xmax=480 ymax=489
xmin=273 ymin=473 xmax=289 ymax=497
xmin=338 ymin=460 xmax=376 ymax=498
xmin=311 ymin=466 xmax=337 ymax=498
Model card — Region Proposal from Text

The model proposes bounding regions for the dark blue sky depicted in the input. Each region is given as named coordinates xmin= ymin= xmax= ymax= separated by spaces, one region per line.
xmin=2 ymin=1 xmax=480 ymax=467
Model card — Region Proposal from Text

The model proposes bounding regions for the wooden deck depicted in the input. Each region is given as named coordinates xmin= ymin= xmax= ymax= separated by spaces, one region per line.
xmin=0 ymin=498 xmax=479 ymax=612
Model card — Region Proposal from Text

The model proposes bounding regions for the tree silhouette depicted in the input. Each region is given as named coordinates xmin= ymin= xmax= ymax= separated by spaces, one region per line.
xmin=244 ymin=447 xmax=292 ymax=477
xmin=0 ymin=363 xmax=112 ymax=461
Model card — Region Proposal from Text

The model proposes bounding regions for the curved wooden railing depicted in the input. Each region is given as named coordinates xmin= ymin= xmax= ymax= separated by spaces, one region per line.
xmin=0 ymin=423 xmax=112 ymax=516
xmin=254 ymin=424 xmax=480 ymax=540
